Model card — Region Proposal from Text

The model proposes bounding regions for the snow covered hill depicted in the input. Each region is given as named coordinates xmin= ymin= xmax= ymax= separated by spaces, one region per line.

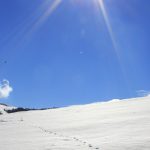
xmin=0 ymin=96 xmax=150 ymax=150
xmin=0 ymin=103 xmax=16 ymax=115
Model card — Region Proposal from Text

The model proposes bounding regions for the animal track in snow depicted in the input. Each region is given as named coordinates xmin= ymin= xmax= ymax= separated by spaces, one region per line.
xmin=34 ymin=125 xmax=100 ymax=150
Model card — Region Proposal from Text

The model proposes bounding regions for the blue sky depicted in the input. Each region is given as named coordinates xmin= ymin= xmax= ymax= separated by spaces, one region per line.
xmin=0 ymin=0 xmax=150 ymax=108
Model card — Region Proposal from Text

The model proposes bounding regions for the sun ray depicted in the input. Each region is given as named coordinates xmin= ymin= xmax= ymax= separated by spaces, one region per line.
xmin=13 ymin=0 xmax=62 ymax=47
xmin=97 ymin=0 xmax=120 ymax=59
xmin=19 ymin=0 xmax=62 ymax=39
xmin=96 ymin=0 xmax=132 ymax=94
xmin=32 ymin=0 xmax=62 ymax=31
xmin=4 ymin=0 xmax=62 ymax=62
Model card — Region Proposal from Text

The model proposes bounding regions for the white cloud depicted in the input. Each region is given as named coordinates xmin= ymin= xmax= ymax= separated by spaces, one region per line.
xmin=0 ymin=79 xmax=13 ymax=99
xmin=136 ymin=90 xmax=150 ymax=97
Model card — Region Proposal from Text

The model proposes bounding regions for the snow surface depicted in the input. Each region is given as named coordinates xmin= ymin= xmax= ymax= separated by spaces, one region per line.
xmin=0 ymin=104 xmax=16 ymax=115
xmin=0 ymin=97 xmax=150 ymax=150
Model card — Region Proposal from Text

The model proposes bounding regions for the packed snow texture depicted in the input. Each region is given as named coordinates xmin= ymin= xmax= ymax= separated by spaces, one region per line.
xmin=0 ymin=97 xmax=150 ymax=150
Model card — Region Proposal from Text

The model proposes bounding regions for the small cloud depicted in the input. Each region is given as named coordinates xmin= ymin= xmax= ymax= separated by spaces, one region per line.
xmin=136 ymin=90 xmax=150 ymax=97
xmin=0 ymin=79 xmax=13 ymax=99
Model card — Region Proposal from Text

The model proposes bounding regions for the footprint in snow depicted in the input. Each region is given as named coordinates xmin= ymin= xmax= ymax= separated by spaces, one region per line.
xmin=62 ymin=139 xmax=70 ymax=141
xmin=35 ymin=126 xmax=100 ymax=150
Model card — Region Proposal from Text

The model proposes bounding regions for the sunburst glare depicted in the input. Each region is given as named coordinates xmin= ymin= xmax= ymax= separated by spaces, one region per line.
xmin=95 ymin=0 xmax=131 ymax=94
xmin=96 ymin=0 xmax=120 ymax=59
xmin=32 ymin=0 xmax=62 ymax=31
xmin=7 ymin=0 xmax=62 ymax=54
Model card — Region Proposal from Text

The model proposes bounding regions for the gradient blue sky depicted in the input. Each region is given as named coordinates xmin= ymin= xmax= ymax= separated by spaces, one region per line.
xmin=0 ymin=0 xmax=150 ymax=108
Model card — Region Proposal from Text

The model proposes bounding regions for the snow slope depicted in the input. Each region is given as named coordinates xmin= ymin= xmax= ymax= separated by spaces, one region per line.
xmin=0 ymin=103 xmax=16 ymax=115
xmin=0 ymin=96 xmax=150 ymax=150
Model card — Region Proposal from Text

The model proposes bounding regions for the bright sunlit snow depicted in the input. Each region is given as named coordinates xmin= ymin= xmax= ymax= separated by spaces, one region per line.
xmin=0 ymin=96 xmax=150 ymax=150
